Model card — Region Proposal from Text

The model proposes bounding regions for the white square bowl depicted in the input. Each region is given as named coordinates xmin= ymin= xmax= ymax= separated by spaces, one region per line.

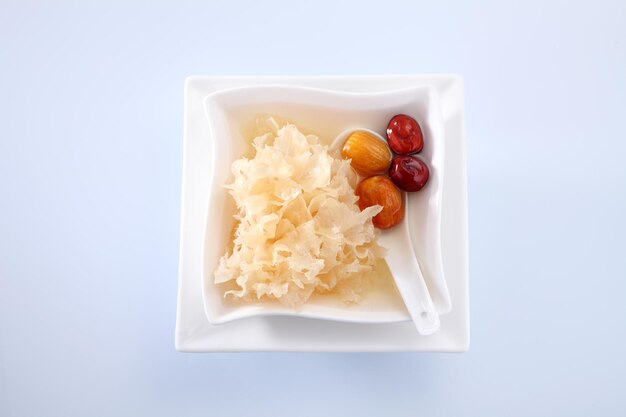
xmin=176 ymin=75 xmax=469 ymax=352
xmin=202 ymin=85 xmax=450 ymax=324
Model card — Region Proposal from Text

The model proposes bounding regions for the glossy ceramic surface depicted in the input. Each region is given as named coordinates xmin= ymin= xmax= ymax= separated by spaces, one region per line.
xmin=176 ymin=74 xmax=469 ymax=352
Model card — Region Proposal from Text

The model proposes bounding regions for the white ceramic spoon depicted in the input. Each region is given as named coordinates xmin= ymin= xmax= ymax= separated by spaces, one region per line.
xmin=330 ymin=129 xmax=440 ymax=335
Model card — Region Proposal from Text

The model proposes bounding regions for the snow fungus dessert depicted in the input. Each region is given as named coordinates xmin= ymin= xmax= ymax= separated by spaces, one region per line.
xmin=214 ymin=118 xmax=385 ymax=307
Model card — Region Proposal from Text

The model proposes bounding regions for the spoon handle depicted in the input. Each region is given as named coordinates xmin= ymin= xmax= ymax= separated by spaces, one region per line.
xmin=380 ymin=221 xmax=441 ymax=335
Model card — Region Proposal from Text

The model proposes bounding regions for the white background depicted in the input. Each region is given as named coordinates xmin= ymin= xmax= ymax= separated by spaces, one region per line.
xmin=1 ymin=1 xmax=625 ymax=416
